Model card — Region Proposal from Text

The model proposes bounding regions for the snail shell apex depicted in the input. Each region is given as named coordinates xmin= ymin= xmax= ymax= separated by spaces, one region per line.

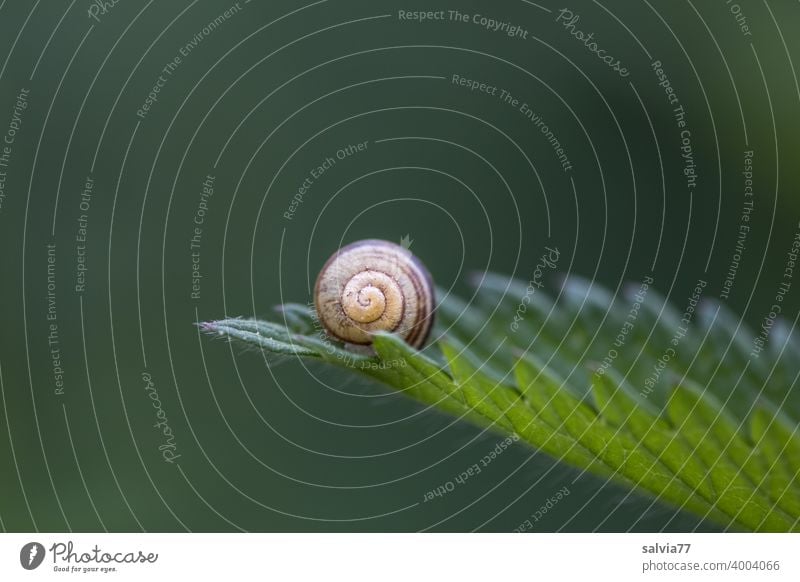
xmin=314 ymin=239 xmax=435 ymax=349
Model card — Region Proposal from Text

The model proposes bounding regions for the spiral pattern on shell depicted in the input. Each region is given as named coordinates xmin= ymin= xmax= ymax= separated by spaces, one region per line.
xmin=314 ymin=239 xmax=435 ymax=349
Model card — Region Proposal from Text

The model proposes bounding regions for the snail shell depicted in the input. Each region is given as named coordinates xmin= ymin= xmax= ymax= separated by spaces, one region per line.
xmin=314 ymin=239 xmax=435 ymax=349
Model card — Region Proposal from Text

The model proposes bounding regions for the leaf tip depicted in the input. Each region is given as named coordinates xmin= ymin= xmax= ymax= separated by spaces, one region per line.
xmin=197 ymin=320 xmax=220 ymax=334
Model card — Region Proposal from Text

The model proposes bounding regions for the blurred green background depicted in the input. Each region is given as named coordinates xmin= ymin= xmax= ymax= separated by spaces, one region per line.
xmin=0 ymin=0 xmax=798 ymax=532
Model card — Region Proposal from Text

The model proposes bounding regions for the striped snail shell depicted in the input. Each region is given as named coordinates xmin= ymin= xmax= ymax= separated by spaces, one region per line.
xmin=314 ymin=239 xmax=435 ymax=349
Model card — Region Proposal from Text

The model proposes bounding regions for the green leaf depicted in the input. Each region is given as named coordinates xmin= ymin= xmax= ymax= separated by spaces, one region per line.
xmin=668 ymin=382 xmax=794 ymax=531
xmin=592 ymin=370 xmax=717 ymax=504
xmin=750 ymin=405 xmax=800 ymax=518
xmin=274 ymin=303 xmax=318 ymax=334
xmin=199 ymin=319 xmax=319 ymax=357
xmin=438 ymin=341 xmax=517 ymax=433
xmin=369 ymin=333 xmax=475 ymax=423
xmin=200 ymin=274 xmax=800 ymax=532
